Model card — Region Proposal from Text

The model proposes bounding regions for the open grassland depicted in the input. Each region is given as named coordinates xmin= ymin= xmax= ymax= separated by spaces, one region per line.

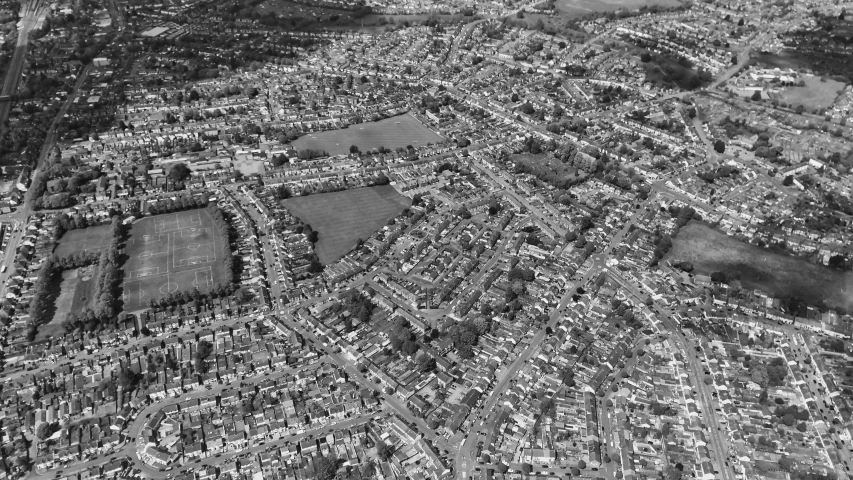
xmin=36 ymin=266 xmax=99 ymax=341
xmin=122 ymin=209 xmax=228 ymax=311
xmin=283 ymin=186 xmax=411 ymax=265
xmin=774 ymin=75 xmax=845 ymax=110
xmin=557 ymin=0 xmax=681 ymax=15
xmin=666 ymin=222 xmax=853 ymax=312
xmin=54 ymin=224 xmax=112 ymax=258
xmin=291 ymin=114 xmax=443 ymax=156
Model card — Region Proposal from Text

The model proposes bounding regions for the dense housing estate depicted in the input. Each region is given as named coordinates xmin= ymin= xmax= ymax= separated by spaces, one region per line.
xmin=0 ymin=0 xmax=850 ymax=479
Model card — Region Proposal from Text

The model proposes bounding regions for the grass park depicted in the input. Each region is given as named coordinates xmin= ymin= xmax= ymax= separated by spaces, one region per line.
xmin=773 ymin=75 xmax=846 ymax=110
xmin=121 ymin=209 xmax=230 ymax=311
xmin=283 ymin=185 xmax=411 ymax=265
xmin=666 ymin=222 xmax=853 ymax=312
xmin=53 ymin=224 xmax=112 ymax=258
xmin=36 ymin=265 xmax=99 ymax=341
xmin=291 ymin=114 xmax=443 ymax=157
xmin=556 ymin=0 xmax=681 ymax=15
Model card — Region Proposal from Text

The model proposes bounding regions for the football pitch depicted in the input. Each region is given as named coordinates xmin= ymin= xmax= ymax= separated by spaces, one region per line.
xmin=122 ymin=209 xmax=228 ymax=310
xmin=283 ymin=186 xmax=411 ymax=265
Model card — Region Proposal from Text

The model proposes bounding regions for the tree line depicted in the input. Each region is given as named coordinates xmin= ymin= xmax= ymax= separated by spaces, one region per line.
xmin=147 ymin=193 xmax=210 ymax=216
xmin=27 ymin=254 xmax=90 ymax=340
xmin=649 ymin=206 xmax=696 ymax=267
xmin=54 ymin=210 xmax=116 ymax=241
xmin=147 ymin=283 xmax=238 ymax=314
xmin=208 ymin=204 xmax=238 ymax=286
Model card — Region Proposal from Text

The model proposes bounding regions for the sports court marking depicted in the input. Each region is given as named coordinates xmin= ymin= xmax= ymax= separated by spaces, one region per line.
xmin=176 ymin=255 xmax=213 ymax=268
xmin=123 ymin=211 xmax=224 ymax=309
xmin=177 ymin=211 xmax=203 ymax=229
xmin=178 ymin=227 xmax=211 ymax=238
xmin=134 ymin=233 xmax=165 ymax=244
xmin=153 ymin=217 xmax=174 ymax=234
xmin=133 ymin=267 xmax=161 ymax=278
xmin=193 ymin=267 xmax=214 ymax=287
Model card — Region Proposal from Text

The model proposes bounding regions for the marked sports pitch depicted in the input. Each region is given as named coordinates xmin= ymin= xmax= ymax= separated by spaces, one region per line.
xmin=122 ymin=209 xmax=228 ymax=310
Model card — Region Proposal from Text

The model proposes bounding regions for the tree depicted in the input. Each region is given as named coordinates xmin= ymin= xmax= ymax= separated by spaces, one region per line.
xmin=751 ymin=90 xmax=762 ymax=101
xmin=751 ymin=364 xmax=769 ymax=388
xmin=520 ymin=463 xmax=532 ymax=474
xmin=36 ymin=423 xmax=54 ymax=441
xmin=314 ymin=455 xmax=339 ymax=480
xmin=640 ymin=52 xmax=652 ymax=62
xmin=169 ymin=163 xmax=191 ymax=183
xmin=361 ymin=460 xmax=376 ymax=478
xmin=349 ymin=145 xmax=360 ymax=154
xmin=713 ymin=139 xmax=725 ymax=154
xmin=195 ymin=340 xmax=214 ymax=373
xmin=117 ymin=368 xmax=141 ymax=390
xmin=415 ymin=353 xmax=436 ymax=372
xmin=782 ymin=175 xmax=794 ymax=186
xmin=710 ymin=271 xmax=727 ymax=284
xmin=234 ymin=287 xmax=252 ymax=304
xmin=376 ymin=443 xmax=393 ymax=461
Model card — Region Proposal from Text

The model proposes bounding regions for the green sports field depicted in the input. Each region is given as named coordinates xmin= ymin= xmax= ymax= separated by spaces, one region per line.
xmin=54 ymin=224 xmax=112 ymax=258
xmin=557 ymin=0 xmax=681 ymax=14
xmin=283 ymin=186 xmax=411 ymax=265
xmin=36 ymin=266 xmax=99 ymax=341
xmin=666 ymin=222 xmax=853 ymax=312
xmin=291 ymin=114 xmax=443 ymax=156
xmin=121 ymin=209 xmax=229 ymax=311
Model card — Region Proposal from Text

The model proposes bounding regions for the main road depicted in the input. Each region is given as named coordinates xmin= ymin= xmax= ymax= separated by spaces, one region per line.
xmin=0 ymin=0 xmax=44 ymax=138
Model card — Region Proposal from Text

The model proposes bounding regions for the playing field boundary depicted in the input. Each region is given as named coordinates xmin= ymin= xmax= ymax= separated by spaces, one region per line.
xmin=122 ymin=209 xmax=227 ymax=310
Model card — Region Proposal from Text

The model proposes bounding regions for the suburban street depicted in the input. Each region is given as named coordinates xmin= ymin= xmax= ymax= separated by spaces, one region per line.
xmin=607 ymin=269 xmax=735 ymax=480
xmin=0 ymin=1 xmax=842 ymax=478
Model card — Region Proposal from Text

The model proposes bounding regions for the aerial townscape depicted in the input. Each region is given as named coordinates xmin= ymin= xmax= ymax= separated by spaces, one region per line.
xmin=0 ymin=0 xmax=852 ymax=478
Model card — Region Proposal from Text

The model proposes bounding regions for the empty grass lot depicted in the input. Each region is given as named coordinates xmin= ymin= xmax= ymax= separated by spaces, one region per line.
xmin=54 ymin=224 xmax=112 ymax=258
xmin=36 ymin=266 xmax=99 ymax=341
xmin=283 ymin=186 xmax=411 ymax=265
xmin=122 ymin=209 xmax=229 ymax=311
xmin=557 ymin=0 xmax=681 ymax=15
xmin=666 ymin=222 xmax=853 ymax=312
xmin=774 ymin=76 xmax=846 ymax=110
xmin=291 ymin=114 xmax=443 ymax=156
